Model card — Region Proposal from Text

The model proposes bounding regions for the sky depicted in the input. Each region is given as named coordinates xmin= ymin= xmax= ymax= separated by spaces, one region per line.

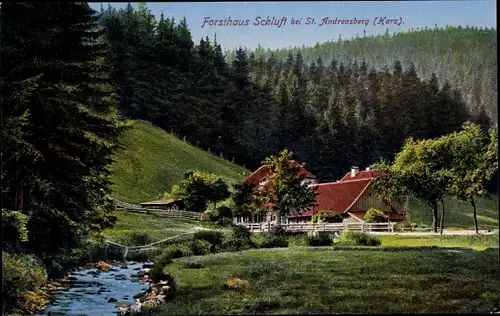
xmin=89 ymin=1 xmax=497 ymax=50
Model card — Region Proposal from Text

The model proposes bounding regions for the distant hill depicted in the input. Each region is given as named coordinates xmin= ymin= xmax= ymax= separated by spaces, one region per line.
xmin=109 ymin=120 xmax=250 ymax=204
xmin=228 ymin=26 xmax=497 ymax=120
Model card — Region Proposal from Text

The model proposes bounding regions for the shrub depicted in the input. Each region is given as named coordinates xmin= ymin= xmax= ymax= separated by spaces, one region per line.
xmin=222 ymin=225 xmax=253 ymax=250
xmin=201 ymin=209 xmax=219 ymax=222
xmin=217 ymin=206 xmax=233 ymax=220
xmin=193 ymin=230 xmax=224 ymax=252
xmin=256 ymin=226 xmax=288 ymax=248
xmin=364 ymin=208 xmax=387 ymax=223
xmin=114 ymin=231 xmax=154 ymax=246
xmin=334 ymin=231 xmax=381 ymax=246
xmin=161 ymin=243 xmax=194 ymax=259
xmin=250 ymin=234 xmax=266 ymax=248
xmin=126 ymin=248 xmax=161 ymax=262
xmin=215 ymin=217 xmax=234 ymax=227
xmin=2 ymin=252 xmax=47 ymax=314
xmin=288 ymin=234 xmax=309 ymax=247
xmin=189 ymin=239 xmax=212 ymax=256
xmin=307 ymin=232 xmax=335 ymax=246
xmin=2 ymin=210 xmax=29 ymax=251
xmin=311 ymin=211 xmax=344 ymax=224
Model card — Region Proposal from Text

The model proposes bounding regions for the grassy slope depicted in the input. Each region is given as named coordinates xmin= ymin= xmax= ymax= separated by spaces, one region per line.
xmin=378 ymin=234 xmax=499 ymax=251
xmin=149 ymin=247 xmax=499 ymax=314
xmin=109 ymin=120 xmax=250 ymax=204
xmin=102 ymin=212 xmax=230 ymax=243
xmin=407 ymin=195 xmax=499 ymax=229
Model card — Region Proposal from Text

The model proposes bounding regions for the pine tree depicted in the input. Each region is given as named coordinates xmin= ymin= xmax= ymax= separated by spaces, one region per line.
xmin=1 ymin=2 xmax=124 ymax=268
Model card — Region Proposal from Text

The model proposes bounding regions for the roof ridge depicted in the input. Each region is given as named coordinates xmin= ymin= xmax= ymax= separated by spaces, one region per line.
xmin=312 ymin=178 xmax=373 ymax=186
xmin=343 ymin=178 xmax=374 ymax=213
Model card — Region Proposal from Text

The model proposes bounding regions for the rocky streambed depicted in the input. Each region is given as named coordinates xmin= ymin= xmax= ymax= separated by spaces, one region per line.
xmin=37 ymin=261 xmax=176 ymax=316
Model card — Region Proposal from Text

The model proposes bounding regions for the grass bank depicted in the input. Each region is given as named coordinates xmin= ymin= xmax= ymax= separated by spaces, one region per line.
xmin=109 ymin=120 xmax=250 ymax=204
xmin=102 ymin=211 xmax=230 ymax=244
xmin=407 ymin=195 xmax=499 ymax=229
xmin=144 ymin=247 xmax=499 ymax=314
xmin=379 ymin=234 xmax=499 ymax=251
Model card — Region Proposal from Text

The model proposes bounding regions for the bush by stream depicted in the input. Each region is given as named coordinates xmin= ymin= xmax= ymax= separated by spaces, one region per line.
xmin=2 ymin=252 xmax=48 ymax=314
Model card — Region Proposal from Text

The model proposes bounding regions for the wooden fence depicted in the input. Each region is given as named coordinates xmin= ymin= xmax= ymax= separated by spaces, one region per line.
xmin=114 ymin=206 xmax=202 ymax=220
xmin=240 ymin=222 xmax=395 ymax=233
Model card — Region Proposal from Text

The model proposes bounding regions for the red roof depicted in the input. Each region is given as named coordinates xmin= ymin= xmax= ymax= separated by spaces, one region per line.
xmin=348 ymin=211 xmax=406 ymax=222
xmin=340 ymin=170 xmax=380 ymax=182
xmin=243 ymin=160 xmax=315 ymax=186
xmin=311 ymin=178 xmax=373 ymax=214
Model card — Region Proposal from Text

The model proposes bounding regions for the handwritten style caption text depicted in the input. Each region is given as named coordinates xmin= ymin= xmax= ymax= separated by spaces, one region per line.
xmin=201 ymin=16 xmax=404 ymax=28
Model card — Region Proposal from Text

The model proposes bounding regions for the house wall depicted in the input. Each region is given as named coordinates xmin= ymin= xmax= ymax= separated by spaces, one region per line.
xmin=352 ymin=185 xmax=405 ymax=213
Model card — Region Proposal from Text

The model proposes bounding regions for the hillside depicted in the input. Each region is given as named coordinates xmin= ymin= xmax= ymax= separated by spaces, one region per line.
xmin=407 ymin=195 xmax=499 ymax=230
xmin=232 ymin=26 xmax=497 ymax=120
xmin=109 ymin=120 xmax=251 ymax=204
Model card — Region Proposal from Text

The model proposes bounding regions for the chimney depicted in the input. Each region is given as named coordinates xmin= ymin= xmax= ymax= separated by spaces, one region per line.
xmin=351 ymin=166 xmax=359 ymax=177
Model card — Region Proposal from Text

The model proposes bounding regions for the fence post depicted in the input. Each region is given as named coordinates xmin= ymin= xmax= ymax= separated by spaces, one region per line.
xmin=361 ymin=223 xmax=365 ymax=232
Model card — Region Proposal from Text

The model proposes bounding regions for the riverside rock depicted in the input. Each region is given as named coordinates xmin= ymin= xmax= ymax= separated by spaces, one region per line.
xmin=120 ymin=272 xmax=176 ymax=315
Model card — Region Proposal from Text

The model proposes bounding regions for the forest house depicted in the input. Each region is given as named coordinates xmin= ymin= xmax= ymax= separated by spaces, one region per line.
xmin=234 ymin=163 xmax=406 ymax=225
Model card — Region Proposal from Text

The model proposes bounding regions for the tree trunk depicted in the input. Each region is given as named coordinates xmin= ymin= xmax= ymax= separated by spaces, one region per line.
xmin=471 ymin=196 xmax=478 ymax=234
xmin=439 ymin=199 xmax=445 ymax=235
xmin=432 ymin=201 xmax=438 ymax=233
xmin=276 ymin=211 xmax=282 ymax=228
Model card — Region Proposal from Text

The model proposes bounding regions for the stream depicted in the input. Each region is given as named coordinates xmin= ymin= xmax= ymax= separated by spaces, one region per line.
xmin=37 ymin=261 xmax=153 ymax=316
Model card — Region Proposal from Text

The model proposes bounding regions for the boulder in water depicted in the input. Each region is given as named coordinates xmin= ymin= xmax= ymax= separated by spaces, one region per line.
xmin=97 ymin=261 xmax=112 ymax=272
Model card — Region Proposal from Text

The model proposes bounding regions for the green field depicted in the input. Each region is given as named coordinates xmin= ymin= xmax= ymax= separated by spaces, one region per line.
xmin=102 ymin=211 xmax=229 ymax=243
xmin=109 ymin=120 xmax=250 ymax=204
xmin=145 ymin=247 xmax=499 ymax=315
xmin=378 ymin=234 xmax=499 ymax=251
xmin=406 ymin=195 xmax=499 ymax=229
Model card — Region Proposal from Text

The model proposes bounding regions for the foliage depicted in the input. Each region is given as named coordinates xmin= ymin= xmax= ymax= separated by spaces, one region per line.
xmin=307 ymin=232 xmax=336 ymax=246
xmin=200 ymin=209 xmax=219 ymax=222
xmin=1 ymin=2 xmax=124 ymax=274
xmin=260 ymin=227 xmax=289 ymax=248
xmin=231 ymin=183 xmax=262 ymax=218
xmin=189 ymin=239 xmax=212 ymax=256
xmin=160 ymin=243 xmax=194 ymax=259
xmin=217 ymin=205 xmax=233 ymax=220
xmin=373 ymin=138 xmax=454 ymax=233
xmin=364 ymin=208 xmax=388 ymax=223
xmin=2 ymin=210 xmax=29 ymax=251
xmin=169 ymin=172 xmax=230 ymax=212
xmin=444 ymin=123 xmax=498 ymax=233
xmin=260 ymin=149 xmax=317 ymax=225
xmin=215 ymin=217 xmax=234 ymax=227
xmin=287 ymin=234 xmax=309 ymax=247
xmin=2 ymin=252 xmax=47 ymax=314
xmin=311 ymin=211 xmax=344 ymax=223
xmin=222 ymin=225 xmax=254 ymax=250
xmin=334 ymin=231 xmax=381 ymax=246
xmin=193 ymin=230 xmax=225 ymax=252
